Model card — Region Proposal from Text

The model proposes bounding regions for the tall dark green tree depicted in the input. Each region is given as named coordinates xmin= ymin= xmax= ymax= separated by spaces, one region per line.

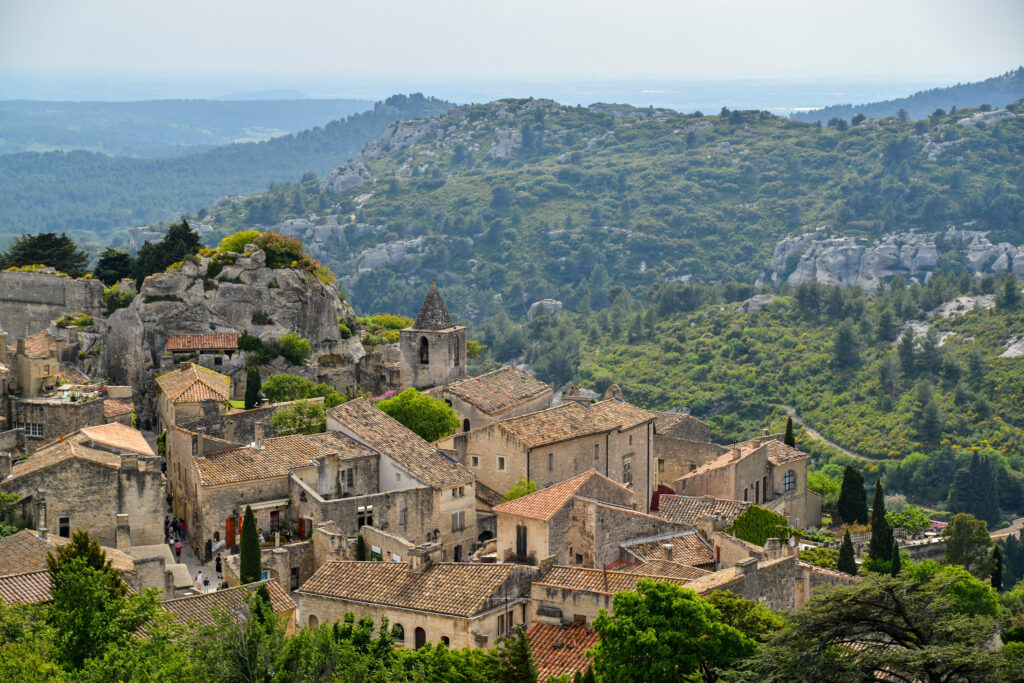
xmin=838 ymin=530 xmax=857 ymax=575
xmin=898 ymin=328 xmax=917 ymax=377
xmin=890 ymin=540 xmax=902 ymax=576
xmin=869 ymin=480 xmax=894 ymax=567
xmin=495 ymin=625 xmax=539 ymax=683
xmin=47 ymin=529 xmax=126 ymax=598
xmin=244 ymin=367 xmax=262 ymax=410
xmin=239 ymin=505 xmax=261 ymax=584
xmin=991 ymin=543 xmax=1004 ymax=591
xmin=92 ymin=248 xmax=135 ymax=284
xmin=356 ymin=533 xmax=367 ymax=561
xmin=831 ymin=318 xmax=860 ymax=368
xmin=947 ymin=453 xmax=1000 ymax=527
xmin=0 ymin=232 xmax=89 ymax=276
xmin=942 ymin=513 xmax=992 ymax=578
xmin=783 ymin=417 xmax=795 ymax=448
xmin=134 ymin=220 xmax=202 ymax=285
xmin=837 ymin=465 xmax=868 ymax=525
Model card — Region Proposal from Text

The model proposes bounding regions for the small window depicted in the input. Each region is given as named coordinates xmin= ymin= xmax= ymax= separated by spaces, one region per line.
xmin=463 ymin=419 xmax=471 ymax=432
xmin=574 ymin=614 xmax=586 ymax=624
xmin=290 ymin=567 xmax=300 ymax=590
xmin=783 ymin=469 xmax=796 ymax=492
xmin=357 ymin=505 xmax=373 ymax=528
xmin=743 ymin=487 xmax=748 ymax=501
xmin=548 ymin=452 xmax=553 ymax=471
xmin=658 ymin=459 xmax=665 ymax=473
xmin=498 ymin=614 xmax=506 ymax=638
xmin=575 ymin=553 xmax=583 ymax=564
xmin=308 ymin=614 xmax=318 ymax=628
xmin=497 ymin=456 xmax=506 ymax=471
xmin=440 ymin=636 xmax=450 ymax=647
xmin=628 ymin=435 xmax=633 ymax=446
xmin=346 ymin=468 xmax=354 ymax=488
xmin=471 ymin=455 xmax=479 ymax=468
xmin=594 ymin=444 xmax=599 ymax=460
xmin=418 ymin=337 xmax=430 ymax=365
xmin=451 ymin=510 xmax=465 ymax=531
xmin=622 ymin=456 xmax=633 ymax=487
xmin=689 ymin=464 xmax=697 ymax=472
xmin=399 ymin=501 xmax=407 ymax=525
xmin=394 ymin=623 xmax=405 ymax=642
xmin=58 ymin=517 xmax=70 ymax=538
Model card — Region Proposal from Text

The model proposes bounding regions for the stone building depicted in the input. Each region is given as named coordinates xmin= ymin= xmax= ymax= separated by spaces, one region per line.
xmin=163 ymin=332 xmax=240 ymax=374
xmin=154 ymin=363 xmax=231 ymax=431
xmin=0 ymin=423 xmax=163 ymax=547
xmin=652 ymin=413 xmax=727 ymax=488
xmin=444 ymin=398 xmax=657 ymax=512
xmin=10 ymin=392 xmax=106 ymax=447
xmin=673 ymin=436 xmax=822 ymax=529
xmin=177 ymin=395 xmax=326 ymax=443
xmin=425 ymin=365 xmax=553 ymax=433
xmin=399 ymin=284 xmax=467 ymax=389
xmin=6 ymin=330 xmax=63 ymax=397
xmin=296 ymin=545 xmax=537 ymax=649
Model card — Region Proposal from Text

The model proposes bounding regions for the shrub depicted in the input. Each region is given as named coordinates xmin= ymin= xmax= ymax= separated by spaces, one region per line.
xmin=103 ymin=284 xmax=136 ymax=314
xmin=357 ymin=314 xmax=414 ymax=330
xmin=278 ymin=333 xmax=311 ymax=366
xmin=377 ymin=388 xmax=459 ymax=441
xmin=270 ymin=400 xmax=326 ymax=435
xmin=238 ymin=333 xmax=263 ymax=352
xmin=252 ymin=310 xmax=273 ymax=325
xmin=253 ymin=232 xmax=306 ymax=268
xmin=55 ymin=313 xmax=94 ymax=330
xmin=727 ymin=506 xmax=793 ymax=546
xmin=219 ymin=229 xmax=261 ymax=254
xmin=205 ymin=259 xmax=224 ymax=279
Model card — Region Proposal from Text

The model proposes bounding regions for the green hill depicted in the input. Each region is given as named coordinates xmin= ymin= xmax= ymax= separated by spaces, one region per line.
xmin=792 ymin=67 xmax=1024 ymax=123
xmin=0 ymin=94 xmax=452 ymax=250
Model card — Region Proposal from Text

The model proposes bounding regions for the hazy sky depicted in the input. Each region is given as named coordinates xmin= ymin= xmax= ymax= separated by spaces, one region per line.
xmin=2 ymin=0 xmax=1022 ymax=84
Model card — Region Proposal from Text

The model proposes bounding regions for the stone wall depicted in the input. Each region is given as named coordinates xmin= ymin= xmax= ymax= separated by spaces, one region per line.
xmin=572 ymin=498 xmax=688 ymax=569
xmin=178 ymin=397 xmax=326 ymax=443
xmin=398 ymin=326 xmax=467 ymax=389
xmin=655 ymin=436 xmax=727 ymax=489
xmin=0 ymin=428 xmax=26 ymax=454
xmin=11 ymin=397 xmax=106 ymax=447
xmin=0 ymin=271 xmax=103 ymax=339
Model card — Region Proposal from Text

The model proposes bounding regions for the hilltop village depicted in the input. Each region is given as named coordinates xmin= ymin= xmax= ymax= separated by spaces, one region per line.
xmin=0 ymin=235 xmax=1008 ymax=679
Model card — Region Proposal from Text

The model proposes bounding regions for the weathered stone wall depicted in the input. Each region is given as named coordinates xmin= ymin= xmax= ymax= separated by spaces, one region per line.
xmin=573 ymin=498 xmax=688 ymax=569
xmin=178 ymin=397 xmax=326 ymax=443
xmin=398 ymin=326 xmax=467 ymax=389
xmin=0 ymin=271 xmax=103 ymax=339
xmin=655 ymin=436 xmax=727 ymax=489
xmin=529 ymin=581 xmax=616 ymax=627
xmin=11 ymin=397 xmax=105 ymax=447
xmin=0 ymin=428 xmax=25 ymax=453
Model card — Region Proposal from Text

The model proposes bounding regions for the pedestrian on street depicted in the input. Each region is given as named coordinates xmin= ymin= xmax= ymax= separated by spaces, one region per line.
xmin=175 ymin=539 xmax=182 ymax=560
xmin=195 ymin=570 xmax=204 ymax=592
xmin=215 ymin=554 xmax=223 ymax=579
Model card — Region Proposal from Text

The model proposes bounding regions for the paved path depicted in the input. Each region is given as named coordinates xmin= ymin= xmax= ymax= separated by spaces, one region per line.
xmin=779 ymin=404 xmax=872 ymax=461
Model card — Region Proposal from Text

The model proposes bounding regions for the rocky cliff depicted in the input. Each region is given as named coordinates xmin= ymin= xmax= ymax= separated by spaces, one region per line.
xmin=772 ymin=227 xmax=1024 ymax=290
xmin=105 ymin=245 xmax=364 ymax=419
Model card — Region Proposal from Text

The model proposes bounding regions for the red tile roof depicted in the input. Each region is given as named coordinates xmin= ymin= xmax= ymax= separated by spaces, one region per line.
xmin=620 ymin=530 xmax=715 ymax=567
xmin=166 ymin=333 xmax=239 ymax=352
xmin=624 ymin=559 xmax=711 ymax=580
xmin=0 ymin=570 xmax=52 ymax=604
xmin=0 ymin=529 xmax=136 ymax=575
xmin=658 ymin=495 xmax=751 ymax=526
xmin=104 ymin=398 xmax=134 ymax=418
xmin=527 ymin=622 xmax=598 ymax=680
xmin=155 ymin=364 xmax=230 ymax=404
xmin=493 ymin=399 xmax=656 ymax=450
xmin=534 ymin=565 xmax=690 ymax=596
xmin=79 ymin=422 xmax=154 ymax=456
xmin=492 ymin=470 xmax=629 ymax=521
xmin=8 ymin=330 xmax=59 ymax=359
xmin=433 ymin=366 xmax=552 ymax=416
xmin=161 ymin=580 xmax=295 ymax=627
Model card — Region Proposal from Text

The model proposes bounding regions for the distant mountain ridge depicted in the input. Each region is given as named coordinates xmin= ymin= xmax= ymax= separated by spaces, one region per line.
xmin=792 ymin=67 xmax=1024 ymax=123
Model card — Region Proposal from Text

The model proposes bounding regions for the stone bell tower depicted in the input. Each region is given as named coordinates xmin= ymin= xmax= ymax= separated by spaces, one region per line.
xmin=399 ymin=284 xmax=467 ymax=389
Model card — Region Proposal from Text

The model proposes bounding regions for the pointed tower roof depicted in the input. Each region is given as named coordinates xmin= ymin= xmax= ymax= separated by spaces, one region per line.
xmin=413 ymin=283 xmax=455 ymax=330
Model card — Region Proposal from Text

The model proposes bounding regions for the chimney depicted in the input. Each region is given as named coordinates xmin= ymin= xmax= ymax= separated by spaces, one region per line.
xmin=253 ymin=422 xmax=265 ymax=449
xmin=16 ymin=338 xmax=25 ymax=358
xmin=0 ymin=453 xmax=11 ymax=479
xmin=115 ymin=514 xmax=131 ymax=551
xmin=408 ymin=542 xmax=441 ymax=574
xmin=765 ymin=537 xmax=782 ymax=560
xmin=37 ymin=500 xmax=47 ymax=539
xmin=602 ymin=564 xmax=610 ymax=593
xmin=761 ymin=427 xmax=769 ymax=437
xmin=662 ymin=543 xmax=674 ymax=562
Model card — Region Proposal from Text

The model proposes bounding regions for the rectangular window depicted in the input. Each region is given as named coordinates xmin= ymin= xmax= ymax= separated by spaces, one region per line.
xmin=575 ymin=553 xmax=583 ymax=564
xmin=459 ymin=486 xmax=464 ymax=497
xmin=623 ymin=456 xmax=633 ymax=487
xmin=398 ymin=502 xmax=407 ymax=525
xmin=16 ymin=423 xmax=43 ymax=438
xmin=497 ymin=614 xmax=505 ymax=638
xmin=594 ymin=444 xmax=599 ymax=460
xmin=290 ymin=567 xmax=300 ymax=590
xmin=658 ymin=459 xmax=665 ymax=473
xmin=357 ymin=505 xmax=373 ymax=528
xmin=497 ymin=456 xmax=506 ymax=471
xmin=548 ymin=452 xmax=553 ymax=471
xmin=471 ymin=455 xmax=479 ymax=467
xmin=346 ymin=468 xmax=354 ymax=488
xmin=59 ymin=517 xmax=70 ymax=538
xmin=629 ymin=435 xmax=633 ymax=446
xmin=516 ymin=524 xmax=528 ymax=557
xmin=743 ymin=487 xmax=748 ymax=501
xmin=451 ymin=510 xmax=465 ymax=531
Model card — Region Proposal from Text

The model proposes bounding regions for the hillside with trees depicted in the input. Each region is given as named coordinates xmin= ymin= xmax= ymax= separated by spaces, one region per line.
xmin=792 ymin=67 xmax=1024 ymax=123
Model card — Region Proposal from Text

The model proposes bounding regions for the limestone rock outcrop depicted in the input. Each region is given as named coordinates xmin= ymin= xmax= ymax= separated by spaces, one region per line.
xmin=320 ymin=161 xmax=371 ymax=194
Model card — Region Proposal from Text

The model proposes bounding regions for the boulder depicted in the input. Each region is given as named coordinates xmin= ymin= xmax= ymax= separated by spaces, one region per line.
xmin=527 ymin=299 xmax=563 ymax=322
xmin=321 ymin=161 xmax=371 ymax=194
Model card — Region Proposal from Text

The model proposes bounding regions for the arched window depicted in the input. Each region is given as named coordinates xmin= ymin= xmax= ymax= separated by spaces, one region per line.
xmin=783 ymin=469 xmax=796 ymax=492
xmin=418 ymin=337 xmax=429 ymax=365
xmin=463 ymin=418 xmax=471 ymax=432
xmin=308 ymin=615 xmax=318 ymax=628
xmin=415 ymin=627 xmax=426 ymax=649
xmin=440 ymin=636 xmax=450 ymax=646
xmin=394 ymin=623 xmax=405 ymax=643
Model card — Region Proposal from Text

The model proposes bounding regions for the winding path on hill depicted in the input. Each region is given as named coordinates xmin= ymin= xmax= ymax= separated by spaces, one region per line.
xmin=779 ymin=404 xmax=873 ymax=461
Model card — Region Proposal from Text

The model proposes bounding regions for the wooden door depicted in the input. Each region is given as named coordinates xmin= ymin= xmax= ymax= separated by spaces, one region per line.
xmin=226 ymin=517 xmax=235 ymax=547
xmin=270 ymin=510 xmax=280 ymax=532
xmin=297 ymin=517 xmax=305 ymax=539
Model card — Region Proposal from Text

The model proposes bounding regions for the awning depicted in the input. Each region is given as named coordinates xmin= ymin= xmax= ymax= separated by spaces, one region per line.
xmin=246 ymin=499 xmax=290 ymax=512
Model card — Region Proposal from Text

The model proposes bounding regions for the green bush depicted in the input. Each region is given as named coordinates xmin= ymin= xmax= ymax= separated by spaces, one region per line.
xmin=219 ymin=229 xmax=261 ymax=254
xmin=102 ymin=283 xmax=135 ymax=314
xmin=239 ymin=332 xmax=263 ymax=352
xmin=278 ymin=333 xmax=311 ymax=366
xmin=376 ymin=388 xmax=459 ymax=441
xmin=727 ymin=506 xmax=793 ymax=546
xmin=252 ymin=310 xmax=273 ymax=325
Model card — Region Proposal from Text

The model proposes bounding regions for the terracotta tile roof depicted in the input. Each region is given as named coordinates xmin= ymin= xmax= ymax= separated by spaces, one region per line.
xmin=762 ymin=440 xmax=807 ymax=465
xmin=196 ymin=431 xmax=375 ymax=487
xmin=527 ymin=622 xmax=598 ymax=680
xmin=654 ymin=412 xmax=708 ymax=435
xmin=620 ymin=530 xmax=715 ymax=567
xmin=6 ymin=440 xmax=122 ymax=481
xmin=327 ymin=399 xmax=473 ymax=488
xmin=298 ymin=561 xmax=522 ymax=618
xmin=0 ymin=570 xmax=52 ymax=604
xmin=161 ymin=580 xmax=295 ymax=627
xmin=659 ymin=495 xmax=751 ymax=526
xmin=533 ymin=565 xmax=690 ymax=596
xmin=0 ymin=529 xmax=136 ymax=576
xmin=155 ymin=364 xmax=230 ymax=404
xmin=492 ymin=471 xmax=629 ymax=521
xmin=494 ymin=399 xmax=656 ymax=450
xmin=165 ymin=333 xmax=239 ymax=352
xmin=57 ymin=363 xmax=91 ymax=385
xmin=104 ymin=398 xmax=134 ymax=418
xmin=624 ymin=559 xmax=711 ymax=580
xmin=475 ymin=481 xmax=504 ymax=508
xmin=435 ymin=366 xmax=552 ymax=416
xmin=78 ymin=423 xmax=154 ymax=456
xmin=8 ymin=330 xmax=58 ymax=359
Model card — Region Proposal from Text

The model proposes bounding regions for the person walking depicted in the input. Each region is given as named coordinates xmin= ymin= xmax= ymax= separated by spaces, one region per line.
xmin=215 ymin=554 xmax=223 ymax=580
xmin=175 ymin=539 xmax=182 ymax=560
xmin=195 ymin=570 xmax=204 ymax=592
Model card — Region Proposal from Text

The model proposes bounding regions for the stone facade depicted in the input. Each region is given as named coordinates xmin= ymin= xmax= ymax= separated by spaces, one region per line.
xmin=0 ymin=270 xmax=103 ymax=340
xmin=399 ymin=284 xmax=467 ymax=389
xmin=177 ymin=396 xmax=326 ymax=443
xmin=10 ymin=396 xmax=105 ymax=447
xmin=655 ymin=437 xmax=728 ymax=490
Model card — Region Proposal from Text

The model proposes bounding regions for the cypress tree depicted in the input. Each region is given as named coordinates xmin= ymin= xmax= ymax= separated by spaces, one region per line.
xmin=837 ymin=465 xmax=868 ymax=525
xmin=356 ymin=533 xmax=367 ymax=561
xmin=239 ymin=505 xmax=261 ymax=584
xmin=784 ymin=417 xmax=796 ymax=447
xmin=890 ymin=540 xmax=901 ymax=576
xmin=992 ymin=543 xmax=1004 ymax=592
xmin=244 ymin=366 xmax=261 ymax=410
xmin=838 ymin=530 xmax=857 ymax=575
xmin=869 ymin=480 xmax=894 ymax=565
xmin=497 ymin=624 xmax=539 ymax=682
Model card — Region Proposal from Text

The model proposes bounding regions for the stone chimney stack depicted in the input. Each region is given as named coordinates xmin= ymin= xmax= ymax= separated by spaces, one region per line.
xmin=765 ymin=537 xmax=782 ymax=560
xmin=37 ymin=500 xmax=47 ymax=539
xmin=662 ymin=543 xmax=674 ymax=562
xmin=408 ymin=542 xmax=442 ymax=575
xmin=16 ymin=338 xmax=25 ymax=358
xmin=253 ymin=422 xmax=265 ymax=449
xmin=115 ymin=514 xmax=131 ymax=551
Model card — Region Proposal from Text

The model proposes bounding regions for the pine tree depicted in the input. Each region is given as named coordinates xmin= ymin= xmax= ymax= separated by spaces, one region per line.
xmin=837 ymin=465 xmax=868 ymax=525
xmin=869 ymin=480 xmax=894 ymax=565
xmin=898 ymin=328 xmax=917 ymax=377
xmin=838 ymin=530 xmax=857 ymax=575
xmin=948 ymin=453 xmax=1000 ymax=527
xmin=245 ymin=367 xmax=262 ymax=410
xmin=784 ymin=417 xmax=796 ymax=448
xmin=240 ymin=505 xmax=261 ymax=584
xmin=356 ymin=533 xmax=367 ymax=561
xmin=890 ymin=540 xmax=902 ymax=576
xmin=991 ymin=543 xmax=1004 ymax=592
